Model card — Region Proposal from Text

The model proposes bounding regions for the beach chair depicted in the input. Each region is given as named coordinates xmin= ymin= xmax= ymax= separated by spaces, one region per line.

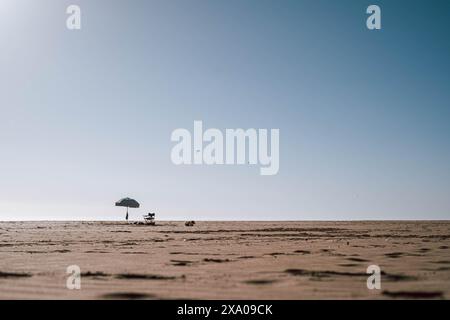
xmin=143 ymin=213 xmax=156 ymax=225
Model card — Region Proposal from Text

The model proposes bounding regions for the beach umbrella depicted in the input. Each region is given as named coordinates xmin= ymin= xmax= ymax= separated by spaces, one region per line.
xmin=115 ymin=197 xmax=140 ymax=221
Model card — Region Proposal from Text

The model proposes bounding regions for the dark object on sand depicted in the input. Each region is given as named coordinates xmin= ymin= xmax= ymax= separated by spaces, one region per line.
xmin=185 ymin=221 xmax=195 ymax=227
xmin=115 ymin=197 xmax=140 ymax=221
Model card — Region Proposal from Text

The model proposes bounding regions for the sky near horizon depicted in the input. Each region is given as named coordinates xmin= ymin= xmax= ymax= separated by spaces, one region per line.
xmin=0 ymin=0 xmax=449 ymax=221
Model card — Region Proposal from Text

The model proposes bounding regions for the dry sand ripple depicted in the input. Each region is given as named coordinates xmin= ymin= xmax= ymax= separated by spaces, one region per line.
xmin=0 ymin=221 xmax=449 ymax=299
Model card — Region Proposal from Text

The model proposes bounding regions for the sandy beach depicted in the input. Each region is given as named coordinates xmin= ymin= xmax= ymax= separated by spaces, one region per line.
xmin=0 ymin=221 xmax=449 ymax=299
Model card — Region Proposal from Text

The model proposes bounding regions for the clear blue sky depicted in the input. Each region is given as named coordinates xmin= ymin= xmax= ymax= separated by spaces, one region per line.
xmin=1 ymin=0 xmax=449 ymax=220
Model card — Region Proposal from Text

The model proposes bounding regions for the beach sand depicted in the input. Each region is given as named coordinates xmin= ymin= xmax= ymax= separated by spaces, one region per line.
xmin=0 ymin=221 xmax=449 ymax=299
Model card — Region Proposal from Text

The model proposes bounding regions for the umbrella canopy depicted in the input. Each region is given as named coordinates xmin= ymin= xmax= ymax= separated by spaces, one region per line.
xmin=115 ymin=197 xmax=140 ymax=208
xmin=115 ymin=197 xmax=140 ymax=221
